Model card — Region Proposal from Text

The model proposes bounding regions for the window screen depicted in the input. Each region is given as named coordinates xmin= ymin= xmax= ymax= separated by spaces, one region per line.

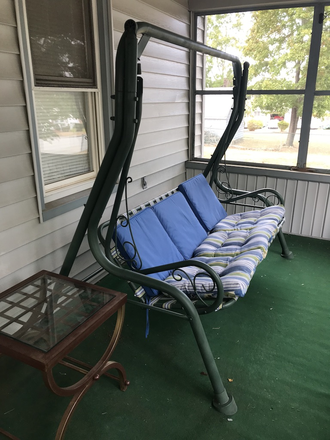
xmin=26 ymin=0 xmax=95 ymax=87
xmin=34 ymin=91 xmax=93 ymax=185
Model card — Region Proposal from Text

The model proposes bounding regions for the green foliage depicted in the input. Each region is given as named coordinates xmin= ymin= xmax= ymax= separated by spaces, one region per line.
xmin=205 ymin=14 xmax=243 ymax=88
xmin=247 ymin=119 xmax=263 ymax=131
xmin=278 ymin=120 xmax=289 ymax=131
xmin=243 ymin=8 xmax=314 ymax=118
xmin=205 ymin=7 xmax=330 ymax=144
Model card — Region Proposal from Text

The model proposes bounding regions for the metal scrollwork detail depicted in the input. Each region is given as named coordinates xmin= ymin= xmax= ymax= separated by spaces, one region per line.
xmin=216 ymin=166 xmax=234 ymax=201
xmin=171 ymin=268 xmax=216 ymax=306
xmin=113 ymin=177 xmax=144 ymax=270
xmin=266 ymin=194 xmax=279 ymax=206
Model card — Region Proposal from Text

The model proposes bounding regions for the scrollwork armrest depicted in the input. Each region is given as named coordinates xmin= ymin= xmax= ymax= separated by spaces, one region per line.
xmin=138 ymin=258 xmax=224 ymax=314
xmin=215 ymin=178 xmax=284 ymax=206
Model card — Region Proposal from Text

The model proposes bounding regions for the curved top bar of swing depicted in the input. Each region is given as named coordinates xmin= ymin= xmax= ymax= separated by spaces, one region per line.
xmin=135 ymin=20 xmax=241 ymax=67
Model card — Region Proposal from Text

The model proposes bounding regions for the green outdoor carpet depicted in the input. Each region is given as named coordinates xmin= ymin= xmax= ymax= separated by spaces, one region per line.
xmin=0 ymin=234 xmax=329 ymax=440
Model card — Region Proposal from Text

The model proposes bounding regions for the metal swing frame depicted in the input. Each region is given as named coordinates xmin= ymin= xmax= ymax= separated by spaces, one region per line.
xmin=60 ymin=19 xmax=292 ymax=416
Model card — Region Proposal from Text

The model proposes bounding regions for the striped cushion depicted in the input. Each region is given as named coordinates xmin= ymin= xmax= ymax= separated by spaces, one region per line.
xmin=114 ymin=194 xmax=285 ymax=301
xmin=164 ymin=249 xmax=264 ymax=300
xmin=162 ymin=206 xmax=284 ymax=299
xmin=212 ymin=205 xmax=285 ymax=234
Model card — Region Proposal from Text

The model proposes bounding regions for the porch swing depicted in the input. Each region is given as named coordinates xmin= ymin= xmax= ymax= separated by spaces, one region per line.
xmin=59 ymin=20 xmax=293 ymax=416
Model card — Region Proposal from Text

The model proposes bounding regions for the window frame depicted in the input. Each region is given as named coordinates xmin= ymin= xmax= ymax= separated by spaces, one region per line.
xmin=191 ymin=2 xmax=330 ymax=176
xmin=16 ymin=0 xmax=113 ymax=221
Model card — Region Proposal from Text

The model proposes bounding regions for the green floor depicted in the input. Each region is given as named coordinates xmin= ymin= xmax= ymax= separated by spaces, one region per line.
xmin=1 ymin=235 xmax=330 ymax=440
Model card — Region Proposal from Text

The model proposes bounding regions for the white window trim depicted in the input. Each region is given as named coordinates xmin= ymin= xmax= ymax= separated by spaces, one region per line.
xmin=192 ymin=4 xmax=330 ymax=175
xmin=15 ymin=0 xmax=106 ymax=220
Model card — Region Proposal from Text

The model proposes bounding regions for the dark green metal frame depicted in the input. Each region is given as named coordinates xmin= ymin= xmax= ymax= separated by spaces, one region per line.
xmin=60 ymin=19 xmax=292 ymax=416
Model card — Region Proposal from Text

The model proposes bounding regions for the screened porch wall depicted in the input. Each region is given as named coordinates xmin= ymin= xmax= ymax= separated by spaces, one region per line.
xmin=0 ymin=0 xmax=190 ymax=292
xmin=188 ymin=0 xmax=330 ymax=13
xmin=186 ymin=165 xmax=330 ymax=240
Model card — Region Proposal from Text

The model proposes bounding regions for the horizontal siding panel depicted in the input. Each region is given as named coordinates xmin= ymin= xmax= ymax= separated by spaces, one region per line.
xmin=67 ymin=248 xmax=102 ymax=280
xmin=142 ymin=102 xmax=188 ymax=118
xmin=142 ymin=71 xmax=189 ymax=90
xmin=0 ymin=130 xmax=31 ymax=157
xmin=0 ymin=176 xmax=36 ymax=208
xmin=194 ymin=139 xmax=202 ymax=158
xmin=197 ymin=27 xmax=204 ymax=43
xmin=0 ymin=0 xmax=16 ymax=26
xmin=0 ymin=23 xmax=19 ymax=53
xmin=129 ymin=150 xmax=187 ymax=180
xmin=0 ymin=106 xmax=28 ymax=132
xmin=195 ymin=112 xmax=202 ymax=124
xmin=113 ymin=29 xmax=189 ymax=64
xmin=0 ymin=52 xmax=22 ymax=80
xmin=0 ymin=203 xmax=86 ymax=256
xmin=113 ymin=0 xmax=189 ymax=36
xmin=0 ymin=0 xmax=192 ymax=291
xmin=140 ymin=56 xmax=189 ymax=77
xmin=197 ymin=15 xmax=205 ymax=30
xmin=0 ymin=237 xmax=91 ymax=292
xmin=0 ymin=198 xmax=38 ymax=232
xmin=0 ymin=154 xmax=33 ymax=183
xmin=142 ymin=0 xmax=189 ymax=23
xmin=0 ymin=222 xmax=89 ymax=279
xmin=143 ymin=88 xmax=188 ymax=103
xmin=139 ymin=114 xmax=188 ymax=134
xmin=125 ymin=164 xmax=186 ymax=207
xmin=132 ymin=139 xmax=187 ymax=166
xmin=0 ymin=79 xmax=25 ymax=106
xmin=196 ymin=65 xmax=203 ymax=79
xmin=135 ymin=126 xmax=188 ymax=149
xmin=140 ymin=39 xmax=189 ymax=64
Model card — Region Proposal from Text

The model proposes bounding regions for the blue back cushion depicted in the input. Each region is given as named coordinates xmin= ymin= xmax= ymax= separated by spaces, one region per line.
xmin=178 ymin=174 xmax=227 ymax=232
xmin=152 ymin=192 xmax=207 ymax=259
xmin=116 ymin=208 xmax=183 ymax=297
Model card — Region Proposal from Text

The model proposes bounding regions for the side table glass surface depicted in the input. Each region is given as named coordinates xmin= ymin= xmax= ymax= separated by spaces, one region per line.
xmin=0 ymin=272 xmax=115 ymax=353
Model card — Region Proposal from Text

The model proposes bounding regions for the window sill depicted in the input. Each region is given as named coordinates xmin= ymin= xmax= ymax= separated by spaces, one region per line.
xmin=186 ymin=160 xmax=330 ymax=184
xmin=42 ymin=189 xmax=91 ymax=221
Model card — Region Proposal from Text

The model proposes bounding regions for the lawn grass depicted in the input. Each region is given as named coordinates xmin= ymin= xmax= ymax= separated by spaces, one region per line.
xmin=204 ymin=129 xmax=330 ymax=169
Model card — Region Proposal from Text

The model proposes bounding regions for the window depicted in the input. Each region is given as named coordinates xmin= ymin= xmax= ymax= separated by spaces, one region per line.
xmin=193 ymin=4 xmax=330 ymax=173
xmin=22 ymin=0 xmax=104 ymax=210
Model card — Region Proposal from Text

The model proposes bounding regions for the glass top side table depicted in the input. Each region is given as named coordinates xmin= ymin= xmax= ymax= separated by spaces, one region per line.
xmin=0 ymin=270 xmax=128 ymax=440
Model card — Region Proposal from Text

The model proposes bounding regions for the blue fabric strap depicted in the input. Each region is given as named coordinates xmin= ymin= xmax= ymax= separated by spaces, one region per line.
xmin=145 ymin=302 xmax=150 ymax=338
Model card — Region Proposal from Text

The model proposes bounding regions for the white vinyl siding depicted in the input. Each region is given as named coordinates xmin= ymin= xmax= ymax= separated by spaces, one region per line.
xmin=1 ymin=0 xmax=329 ymax=296
xmin=112 ymin=0 xmax=190 ymax=209
xmin=0 ymin=0 xmax=190 ymax=292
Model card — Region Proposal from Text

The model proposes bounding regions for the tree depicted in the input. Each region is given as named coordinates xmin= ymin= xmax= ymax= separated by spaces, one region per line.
xmin=243 ymin=8 xmax=313 ymax=146
xmin=206 ymin=14 xmax=243 ymax=88
xmin=206 ymin=8 xmax=330 ymax=147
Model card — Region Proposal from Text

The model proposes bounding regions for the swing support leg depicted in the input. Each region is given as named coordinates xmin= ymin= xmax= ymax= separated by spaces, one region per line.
xmin=277 ymin=229 xmax=294 ymax=259
xmin=184 ymin=301 xmax=237 ymax=415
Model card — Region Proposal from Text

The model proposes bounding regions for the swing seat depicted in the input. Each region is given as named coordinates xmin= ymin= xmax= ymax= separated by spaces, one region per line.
xmin=61 ymin=20 xmax=293 ymax=415
xmin=113 ymin=174 xmax=285 ymax=307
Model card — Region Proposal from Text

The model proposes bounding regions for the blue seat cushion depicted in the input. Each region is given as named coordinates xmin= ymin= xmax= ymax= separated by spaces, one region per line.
xmin=152 ymin=192 xmax=207 ymax=260
xmin=178 ymin=174 xmax=227 ymax=232
xmin=116 ymin=207 xmax=184 ymax=297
